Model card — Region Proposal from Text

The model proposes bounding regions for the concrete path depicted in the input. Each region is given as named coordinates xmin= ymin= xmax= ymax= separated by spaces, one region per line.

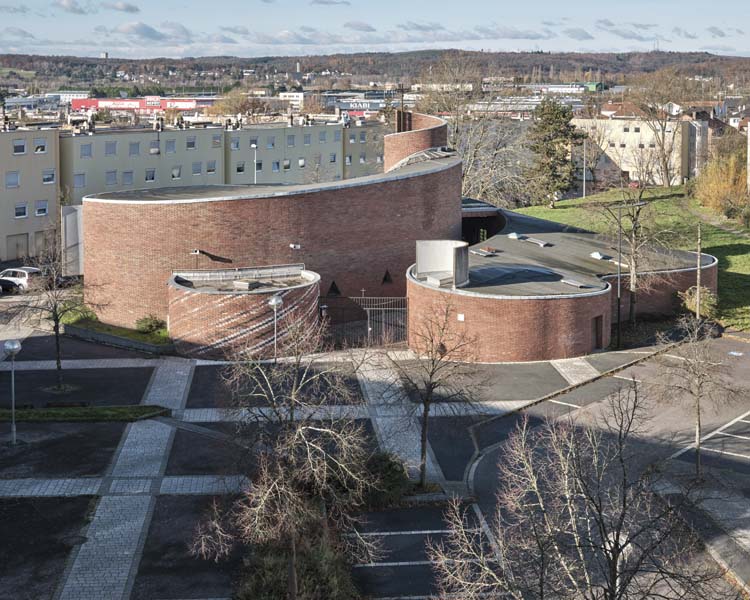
xmin=550 ymin=357 xmax=600 ymax=386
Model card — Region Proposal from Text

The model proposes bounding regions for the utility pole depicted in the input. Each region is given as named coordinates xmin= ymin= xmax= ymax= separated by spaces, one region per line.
xmin=696 ymin=222 xmax=702 ymax=321
xmin=583 ymin=138 xmax=587 ymax=198
xmin=747 ymin=125 xmax=750 ymax=196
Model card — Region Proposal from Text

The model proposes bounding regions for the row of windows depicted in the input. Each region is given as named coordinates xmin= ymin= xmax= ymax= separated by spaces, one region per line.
xmin=4 ymin=169 xmax=56 ymax=189
xmin=13 ymin=200 xmax=48 ymax=219
xmin=609 ymin=142 xmax=657 ymax=149
xmin=232 ymin=129 xmax=344 ymax=151
xmin=235 ymin=152 xmax=382 ymax=174
xmin=10 ymin=138 xmax=49 ymax=155
xmin=77 ymin=161 xmax=220 ymax=189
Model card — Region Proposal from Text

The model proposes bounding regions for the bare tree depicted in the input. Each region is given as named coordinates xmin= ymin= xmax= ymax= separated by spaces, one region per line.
xmin=190 ymin=311 xmax=377 ymax=598
xmin=387 ymin=298 xmax=477 ymax=488
xmin=430 ymin=383 xmax=736 ymax=600
xmin=577 ymin=117 xmax=614 ymax=193
xmin=655 ymin=316 xmax=736 ymax=481
xmin=20 ymin=226 xmax=96 ymax=390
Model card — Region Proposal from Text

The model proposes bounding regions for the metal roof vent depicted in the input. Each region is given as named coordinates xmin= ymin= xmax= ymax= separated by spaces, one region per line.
xmin=561 ymin=278 xmax=593 ymax=289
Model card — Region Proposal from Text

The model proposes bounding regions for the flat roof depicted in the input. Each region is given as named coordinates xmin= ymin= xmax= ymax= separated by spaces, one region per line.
xmin=414 ymin=209 xmax=714 ymax=299
xmin=83 ymin=156 xmax=460 ymax=205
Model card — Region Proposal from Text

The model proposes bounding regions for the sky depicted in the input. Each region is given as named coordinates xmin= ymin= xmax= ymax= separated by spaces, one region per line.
xmin=0 ymin=0 xmax=748 ymax=59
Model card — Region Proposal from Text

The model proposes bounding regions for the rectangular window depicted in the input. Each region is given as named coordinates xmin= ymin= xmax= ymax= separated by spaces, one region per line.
xmin=304 ymin=133 xmax=311 ymax=146
xmin=319 ymin=131 xmax=327 ymax=143
xmin=619 ymin=143 xmax=626 ymax=148
xmin=186 ymin=136 xmax=197 ymax=150
xmin=267 ymin=136 xmax=275 ymax=149
xmin=349 ymin=133 xmax=356 ymax=144
xmin=166 ymin=139 xmax=176 ymax=154
xmin=5 ymin=171 xmax=20 ymax=189
xmin=231 ymin=137 xmax=240 ymax=151
xmin=33 ymin=138 xmax=47 ymax=154
xmin=149 ymin=139 xmax=160 ymax=154
xmin=283 ymin=159 xmax=291 ymax=171
xmin=634 ymin=127 xmax=640 ymax=133
xmin=14 ymin=203 xmax=27 ymax=218
xmin=649 ymin=142 xmax=656 ymax=148
xmin=105 ymin=141 xmax=117 ymax=156
xmin=345 ymin=155 xmax=352 ymax=166
xmin=287 ymin=134 xmax=295 ymax=148
xmin=359 ymin=153 xmax=366 ymax=164
xmin=360 ymin=132 xmax=366 ymax=143
xmin=192 ymin=162 xmax=202 ymax=176
xmin=256 ymin=160 xmax=263 ymax=172
xmin=105 ymin=170 xmax=118 ymax=186
xmin=80 ymin=143 xmax=92 ymax=159
xmin=272 ymin=161 xmax=280 ymax=173
xmin=236 ymin=161 xmax=245 ymax=174
xmin=207 ymin=160 xmax=217 ymax=175
xmin=145 ymin=168 xmax=156 ymax=182
xmin=298 ymin=158 xmax=305 ymax=168
xmin=171 ymin=166 xmax=182 ymax=180
xmin=638 ymin=143 xmax=645 ymax=149
xmin=73 ymin=173 xmax=86 ymax=188
xmin=376 ymin=155 xmax=383 ymax=164
xmin=212 ymin=134 xmax=222 ymax=148
xmin=329 ymin=153 xmax=336 ymax=163
xmin=122 ymin=171 xmax=134 ymax=185
xmin=334 ymin=129 xmax=341 ymax=142
xmin=623 ymin=126 xmax=630 ymax=133
xmin=129 ymin=142 xmax=140 ymax=157
xmin=12 ymin=139 xmax=25 ymax=155
xmin=35 ymin=200 xmax=48 ymax=217
xmin=42 ymin=169 xmax=55 ymax=185
xmin=609 ymin=142 xmax=616 ymax=148
xmin=249 ymin=137 xmax=258 ymax=148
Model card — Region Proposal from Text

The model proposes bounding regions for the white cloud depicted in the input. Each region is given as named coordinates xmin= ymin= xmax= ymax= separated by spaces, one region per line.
xmin=102 ymin=1 xmax=139 ymax=12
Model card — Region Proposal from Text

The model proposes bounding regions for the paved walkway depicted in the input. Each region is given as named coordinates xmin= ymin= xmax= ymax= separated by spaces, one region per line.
xmin=550 ymin=357 xmax=601 ymax=385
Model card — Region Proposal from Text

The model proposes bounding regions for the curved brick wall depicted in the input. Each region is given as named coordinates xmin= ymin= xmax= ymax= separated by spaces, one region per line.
xmin=384 ymin=113 xmax=449 ymax=172
xmin=83 ymin=160 xmax=462 ymax=328
xmin=167 ymin=273 xmax=320 ymax=359
xmin=406 ymin=255 xmax=718 ymax=363
xmin=407 ymin=273 xmax=612 ymax=363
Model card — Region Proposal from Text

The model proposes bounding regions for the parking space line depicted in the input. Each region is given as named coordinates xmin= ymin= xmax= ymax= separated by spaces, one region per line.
xmin=354 ymin=560 xmax=433 ymax=568
xmin=701 ymin=447 xmax=750 ymax=461
xmin=350 ymin=529 xmax=453 ymax=537
xmin=716 ymin=431 xmax=750 ymax=442
xmin=612 ymin=375 xmax=642 ymax=383
xmin=548 ymin=399 xmax=580 ymax=409
xmin=671 ymin=408 xmax=750 ymax=460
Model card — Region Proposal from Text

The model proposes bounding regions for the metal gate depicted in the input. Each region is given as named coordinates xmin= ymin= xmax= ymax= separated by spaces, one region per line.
xmin=322 ymin=296 xmax=408 ymax=347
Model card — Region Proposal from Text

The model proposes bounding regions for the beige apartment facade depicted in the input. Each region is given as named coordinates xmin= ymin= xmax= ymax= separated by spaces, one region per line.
xmin=1 ymin=129 xmax=60 ymax=263
xmin=342 ymin=122 xmax=387 ymax=179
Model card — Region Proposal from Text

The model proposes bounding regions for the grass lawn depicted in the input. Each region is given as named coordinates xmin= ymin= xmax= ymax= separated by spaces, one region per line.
xmin=515 ymin=187 xmax=750 ymax=331
xmin=0 ymin=405 xmax=169 ymax=422
xmin=65 ymin=317 xmax=171 ymax=346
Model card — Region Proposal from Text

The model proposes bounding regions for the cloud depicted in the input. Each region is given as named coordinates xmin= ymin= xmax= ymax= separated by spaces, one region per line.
xmin=672 ymin=27 xmax=698 ymax=40
xmin=115 ymin=21 xmax=167 ymax=40
xmin=596 ymin=19 xmax=615 ymax=28
xmin=563 ymin=27 xmax=594 ymax=41
xmin=706 ymin=26 xmax=726 ymax=38
xmin=0 ymin=4 xmax=28 ymax=13
xmin=221 ymin=26 xmax=249 ymax=35
xmin=473 ymin=24 xmax=555 ymax=40
xmin=344 ymin=21 xmax=376 ymax=32
xmin=161 ymin=20 xmax=193 ymax=42
xmin=102 ymin=1 xmax=139 ymax=12
xmin=310 ymin=0 xmax=351 ymax=4
xmin=397 ymin=21 xmax=445 ymax=32
xmin=629 ymin=23 xmax=657 ymax=29
xmin=3 ymin=26 xmax=35 ymax=38
xmin=207 ymin=33 xmax=237 ymax=44
xmin=53 ymin=0 xmax=90 ymax=14
xmin=700 ymin=44 xmax=735 ymax=53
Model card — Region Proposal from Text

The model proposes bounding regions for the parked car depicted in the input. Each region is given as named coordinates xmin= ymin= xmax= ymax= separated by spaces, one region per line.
xmin=0 ymin=278 xmax=21 ymax=294
xmin=0 ymin=267 xmax=41 ymax=292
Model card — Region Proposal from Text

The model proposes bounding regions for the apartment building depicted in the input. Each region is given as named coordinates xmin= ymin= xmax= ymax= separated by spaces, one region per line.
xmin=0 ymin=129 xmax=60 ymax=262
xmin=342 ymin=122 xmax=387 ymax=179
xmin=60 ymin=127 xmax=227 ymax=204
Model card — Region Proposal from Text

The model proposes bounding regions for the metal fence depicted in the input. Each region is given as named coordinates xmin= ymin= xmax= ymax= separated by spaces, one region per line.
xmin=322 ymin=296 xmax=408 ymax=347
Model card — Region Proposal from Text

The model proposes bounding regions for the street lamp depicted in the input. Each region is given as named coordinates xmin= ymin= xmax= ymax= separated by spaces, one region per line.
xmin=614 ymin=201 xmax=647 ymax=349
xmin=251 ymin=143 xmax=258 ymax=185
xmin=268 ymin=295 xmax=283 ymax=362
xmin=4 ymin=339 xmax=21 ymax=445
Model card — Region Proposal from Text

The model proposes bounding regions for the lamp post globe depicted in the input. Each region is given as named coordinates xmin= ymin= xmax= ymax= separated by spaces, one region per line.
xmin=4 ymin=339 xmax=21 ymax=357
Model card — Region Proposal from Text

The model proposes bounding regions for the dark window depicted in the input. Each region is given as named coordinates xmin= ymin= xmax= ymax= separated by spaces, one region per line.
xmin=382 ymin=270 xmax=393 ymax=284
xmin=327 ymin=281 xmax=341 ymax=296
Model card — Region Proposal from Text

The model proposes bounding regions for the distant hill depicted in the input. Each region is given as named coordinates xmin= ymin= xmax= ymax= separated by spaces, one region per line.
xmin=2 ymin=49 xmax=750 ymax=87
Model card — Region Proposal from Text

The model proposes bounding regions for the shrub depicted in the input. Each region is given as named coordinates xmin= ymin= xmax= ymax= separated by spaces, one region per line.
xmin=235 ymin=537 xmax=361 ymax=600
xmin=364 ymin=452 xmax=411 ymax=509
xmin=678 ymin=286 xmax=719 ymax=320
xmin=135 ymin=314 xmax=166 ymax=334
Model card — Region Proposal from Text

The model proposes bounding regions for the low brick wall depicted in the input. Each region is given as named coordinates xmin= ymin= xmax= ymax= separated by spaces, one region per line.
xmin=167 ymin=274 xmax=320 ymax=359
xmin=62 ymin=324 xmax=175 ymax=355
xmin=384 ymin=113 xmax=449 ymax=172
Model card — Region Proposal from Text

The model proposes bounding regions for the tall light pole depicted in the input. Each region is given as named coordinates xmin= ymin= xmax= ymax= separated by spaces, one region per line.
xmin=582 ymin=137 xmax=587 ymax=199
xmin=268 ymin=295 xmax=283 ymax=362
xmin=617 ymin=204 xmax=622 ymax=349
xmin=4 ymin=339 xmax=22 ymax=446
xmin=251 ymin=143 xmax=258 ymax=185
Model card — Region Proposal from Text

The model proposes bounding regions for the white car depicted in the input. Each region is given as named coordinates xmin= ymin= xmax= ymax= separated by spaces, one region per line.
xmin=0 ymin=267 xmax=41 ymax=291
